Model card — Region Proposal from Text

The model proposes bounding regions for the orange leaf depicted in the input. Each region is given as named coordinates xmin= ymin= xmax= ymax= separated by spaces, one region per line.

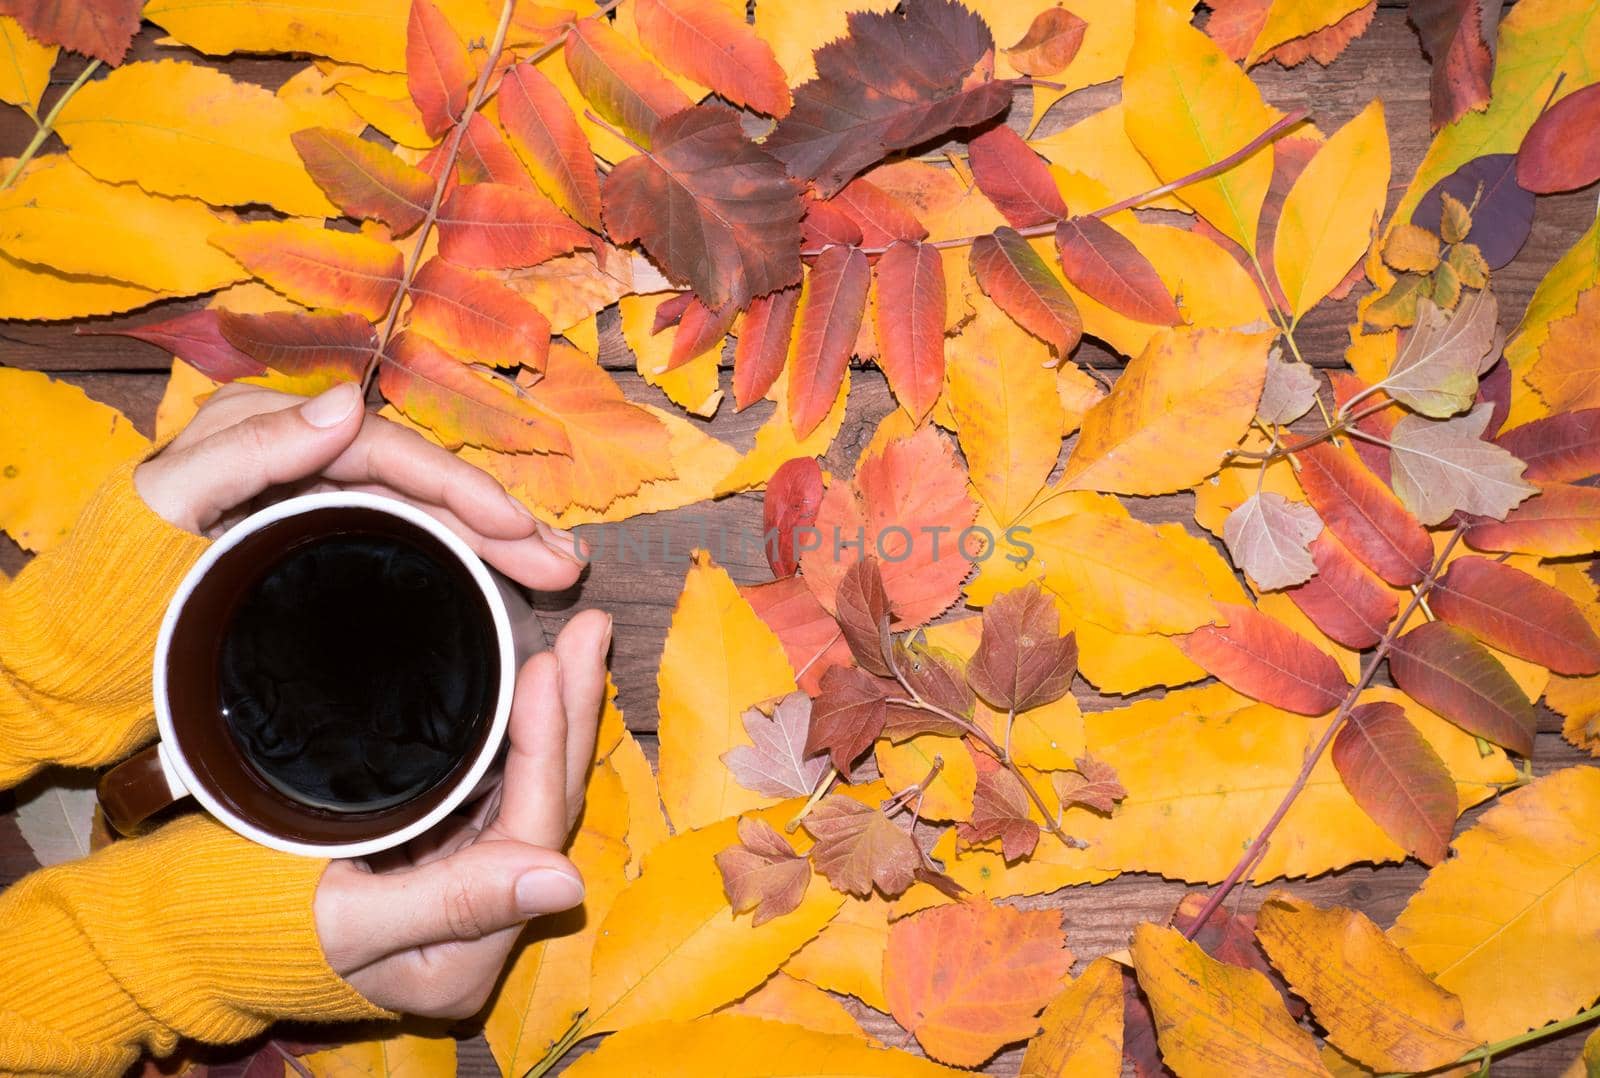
xmin=1464 ymin=482 xmax=1600 ymax=558
xmin=742 ymin=574 xmax=852 ymax=694
xmin=1295 ymin=441 xmax=1433 ymax=586
xmin=966 ymin=124 xmax=1067 ymax=229
xmin=1178 ymin=602 xmax=1350 ymax=715
xmin=884 ymin=897 xmax=1073 ymax=1068
xmin=406 ymin=0 xmax=473 ymax=139
xmin=634 ymin=0 xmax=790 ymax=117
xmin=1003 ymin=7 xmax=1087 ymax=77
xmin=831 ymin=177 xmax=929 ymax=248
xmin=787 ymin=246 xmax=870 ymax=438
xmin=408 ymin=257 xmax=551 ymax=371
xmin=379 ymin=330 xmax=569 ymax=453
xmin=291 ymin=127 xmax=433 ymax=233
xmin=1054 ymin=216 xmax=1182 ymax=325
xmin=499 ymin=61 xmax=603 ymax=229
xmin=455 ymin=111 xmax=536 ymax=188
xmin=564 ymin=14 xmax=692 ymax=147
xmin=874 ymin=241 xmax=946 ymax=422
xmin=217 ymin=309 xmax=373 ymax=383
xmin=969 ymin=227 xmax=1082 ymax=356
xmin=435 ymin=182 xmax=592 ymax=269
xmin=212 ymin=220 xmax=402 ymax=321
xmin=733 ymin=284 xmax=800 ymax=410
xmin=1332 ymin=701 xmax=1456 ymax=866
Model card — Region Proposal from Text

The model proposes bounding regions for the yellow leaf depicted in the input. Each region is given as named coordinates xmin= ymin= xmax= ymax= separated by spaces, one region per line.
xmin=319 ymin=63 xmax=437 ymax=149
xmin=1021 ymin=957 xmax=1125 ymax=1078
xmin=0 ymin=250 xmax=169 ymax=321
xmin=275 ymin=62 xmax=367 ymax=134
xmin=1076 ymin=621 xmax=1207 ymax=695
xmin=0 ymin=369 xmax=150 ymax=553
xmin=715 ymin=367 xmax=849 ymax=496
xmin=533 ymin=46 xmax=640 ymax=165
xmin=1032 ymin=512 xmax=1220 ymax=635
xmin=0 ymin=157 xmax=245 ymax=295
xmin=618 ymin=292 xmax=725 ymax=417
xmin=299 ymin=1032 xmax=457 ymax=1077
xmin=506 ymin=246 xmax=640 ymax=334
xmin=962 ymin=488 xmax=1128 ymax=608
xmin=1507 ymin=218 xmax=1600 ymax=429
xmin=585 ymin=807 xmax=846 ymax=1033
xmin=783 ymin=895 xmax=893 ymax=1011
xmin=0 ymin=15 xmax=55 ymax=116
xmin=947 ymin=298 xmax=1064 ymax=528
xmin=1060 ymin=327 xmax=1275 ymax=494
xmin=718 ymin=972 xmax=866 ymax=1038
xmin=1246 ymin=0 xmax=1371 ymax=64
xmin=1123 ymin=0 xmax=1278 ymax=252
xmin=1255 ymin=893 xmax=1476 ymax=1072
xmin=563 ymin=1014 xmax=966 ymax=1077
xmin=1132 ymin=922 xmax=1331 ymax=1077
xmin=1275 ymin=99 xmax=1389 ymax=321
xmin=1031 ymin=105 xmax=1187 ymax=213
xmin=875 ymin=736 xmax=978 ymax=821
xmin=55 ymin=60 xmax=339 ymax=217
xmin=604 ymin=729 xmax=670 ymax=877
xmin=156 ymin=360 xmax=219 ymax=443
xmin=1390 ymin=766 xmax=1600 ymax=1043
xmin=656 ymin=553 xmax=797 ymax=832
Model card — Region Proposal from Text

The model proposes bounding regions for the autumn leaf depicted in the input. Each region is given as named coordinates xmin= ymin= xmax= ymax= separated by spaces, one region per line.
xmin=969 ymin=228 xmax=1084 ymax=357
xmin=298 ymin=1032 xmax=456 ymax=1076
xmin=0 ymin=0 xmax=139 ymax=65
xmin=0 ymin=15 xmax=55 ymax=117
xmin=1412 ymin=0 xmax=1502 ymax=130
xmin=94 ymin=309 xmax=264 ymax=384
xmin=717 ymin=972 xmax=864 ymax=1037
xmin=1414 ymin=153 xmax=1533 ymax=269
xmin=1387 ymin=621 xmax=1536 ymax=756
xmin=1516 ymin=81 xmax=1600 ymax=193
xmin=967 ymin=124 xmax=1068 ymax=230
xmin=1388 ymin=405 xmax=1536 ymax=525
xmin=291 ymin=127 xmax=434 ymax=234
xmin=218 ymin=309 xmax=374 ymax=385
xmin=965 ymin=583 xmax=1077 ymax=713
xmin=959 ymin=756 xmax=1041 ymax=861
xmin=1257 ymin=351 xmax=1322 ymax=426
xmin=885 ymin=897 xmax=1073 ymax=1067
xmin=834 ymin=557 xmax=894 ymax=677
xmin=436 ymin=182 xmax=593 ymax=270
xmin=1331 ymin=700 xmax=1457 ymax=865
xmin=1379 ymin=288 xmax=1500 ymax=417
xmin=405 ymin=0 xmax=472 ymax=139
xmin=1430 ymin=556 xmax=1600 ymax=675
xmin=721 ymin=694 xmax=829 ymax=800
xmin=715 ymin=816 xmax=813 ymax=926
xmin=211 ymin=220 xmax=402 ymax=320
xmin=732 ymin=285 xmax=801 ymax=410
xmin=1464 ymin=482 xmax=1600 ymax=558
xmin=1051 ymin=756 xmax=1128 ymax=814
xmin=1223 ymin=492 xmax=1324 ymax=591
xmin=1295 ymin=441 xmax=1433 ymax=586
xmin=805 ymin=664 xmax=893 ymax=772
xmin=407 ymin=257 xmax=551 ymax=371
xmin=831 ymin=176 xmax=930 ymax=248
xmin=1493 ymin=408 xmax=1600 ymax=482
xmin=894 ymin=640 xmax=976 ymax=727
xmin=379 ymin=330 xmax=569 ymax=452
xmin=804 ymin=794 xmax=921 ymax=898
xmin=1053 ymin=217 xmax=1183 ymax=327
xmin=764 ymin=0 xmax=1013 ymax=196
xmin=1003 ymin=7 xmax=1088 ymax=77
xmin=1019 ymin=957 xmax=1123 ymax=1078
xmin=764 ymin=457 xmax=825 ymax=579
xmin=563 ymin=13 xmax=693 ymax=148
xmin=498 ymin=61 xmax=603 ymax=230
xmin=1029 ymin=512 xmax=1219 ymax=636
xmin=633 ymin=0 xmax=790 ymax=117
xmin=874 ymin=241 xmax=947 ymax=423
xmin=787 ymin=245 xmax=870 ymax=437
xmin=452 ymin=111 xmax=535 ymax=188
xmin=1178 ymin=602 xmax=1350 ymax=715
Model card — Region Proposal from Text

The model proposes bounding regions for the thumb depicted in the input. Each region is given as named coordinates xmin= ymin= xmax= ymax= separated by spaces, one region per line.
xmin=138 ymin=383 xmax=365 ymax=532
xmin=323 ymin=841 xmax=585 ymax=966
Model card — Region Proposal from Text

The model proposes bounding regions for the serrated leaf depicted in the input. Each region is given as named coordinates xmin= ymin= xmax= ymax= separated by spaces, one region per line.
xmin=787 ymin=245 xmax=870 ymax=437
xmin=1388 ymin=620 xmax=1535 ymax=755
xmin=218 ymin=308 xmax=374 ymax=383
xmin=436 ymin=181 xmax=593 ymax=270
xmin=94 ymin=308 xmax=264 ymax=383
xmin=1295 ymin=441 xmax=1433 ymax=585
xmin=0 ymin=0 xmax=138 ymax=65
xmin=0 ymin=15 xmax=56 ymax=116
xmin=806 ymin=665 xmax=892 ymax=772
xmin=1223 ymin=492 xmax=1324 ymax=592
xmin=965 ymin=583 xmax=1077 ymax=713
xmin=834 ymin=557 xmax=893 ymax=677
xmin=722 ymin=694 xmax=829 ymax=800
xmin=1331 ymin=700 xmax=1457 ymax=866
xmin=1493 ymin=408 xmax=1600 ymax=482
xmin=564 ymin=14 xmax=693 ymax=148
xmin=969 ymin=227 xmax=1083 ymax=356
xmin=764 ymin=457 xmax=825 ymax=579
xmin=874 ymin=241 xmax=946 ymax=423
xmin=406 ymin=0 xmax=472 ymax=138
xmin=1051 ymin=756 xmax=1127 ymax=814
xmin=1389 ymin=405 xmax=1536 ymax=525
xmin=1429 ymin=555 xmax=1600 ymax=675
xmin=967 ymin=124 xmax=1068 ymax=229
xmin=1286 ymin=532 xmax=1399 ymax=649
xmin=1411 ymin=0 xmax=1501 ymax=130
xmin=733 ymin=284 xmax=801 ymax=410
xmin=1178 ymin=602 xmax=1350 ymax=715
xmin=715 ymin=816 xmax=813 ymax=926
xmin=634 ymin=0 xmax=790 ymax=117
xmin=292 ymin=126 xmax=433 ymax=233
xmin=378 ymin=330 xmax=569 ymax=453
xmin=499 ymin=60 xmax=603 ymax=229
xmin=212 ymin=220 xmax=401 ymax=320
xmin=1465 ymin=481 xmax=1600 ymax=558
xmin=408 ymin=257 xmax=552 ymax=371
xmin=1380 ymin=288 xmax=1499 ymax=417
xmin=805 ymin=795 xmax=921 ymax=898
xmin=1054 ymin=217 xmax=1182 ymax=327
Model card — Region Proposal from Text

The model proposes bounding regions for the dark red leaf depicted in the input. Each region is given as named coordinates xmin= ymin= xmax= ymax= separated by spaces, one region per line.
xmin=787 ymin=244 xmax=869 ymax=438
xmin=967 ymin=123 xmax=1068 ymax=230
xmin=291 ymin=128 xmax=434 ymax=234
xmin=970 ymin=226 xmax=1083 ymax=355
xmin=216 ymin=309 xmax=373 ymax=382
xmin=834 ymin=556 xmax=894 ymax=677
xmin=1055 ymin=216 xmax=1182 ymax=325
xmin=1387 ymin=620 xmax=1535 ymax=756
xmin=765 ymin=0 xmax=1013 ymax=196
xmin=958 ymin=754 xmax=1039 ymax=862
xmin=965 ymin=583 xmax=1077 ymax=713
xmin=1413 ymin=153 xmax=1532 ymax=269
xmin=801 ymin=196 xmax=865 ymax=249
xmin=1493 ymin=408 xmax=1600 ymax=483
xmin=1409 ymin=0 xmax=1503 ymax=130
xmin=407 ymin=0 xmax=474 ymax=139
xmin=1517 ymin=82 xmax=1600 ymax=194
xmin=436 ymin=182 xmax=593 ymax=269
xmin=602 ymin=103 xmax=805 ymax=310
xmin=409 ymin=257 xmax=552 ymax=371
xmin=764 ymin=457 xmax=825 ymax=579
xmin=1333 ymin=701 xmax=1456 ymax=865
xmin=1329 ymin=371 xmax=1400 ymax=483
xmin=873 ymin=240 xmax=946 ymax=422
xmin=1177 ymin=602 xmax=1351 ymax=715
xmin=1286 ymin=531 xmax=1399 ymax=650
xmin=732 ymin=285 xmax=800 ymax=410
xmin=830 ymin=177 xmax=929 ymax=248
xmin=1295 ymin=441 xmax=1433 ymax=586
xmin=805 ymin=663 xmax=891 ymax=771
xmin=0 ymin=0 xmax=139 ymax=64
xmin=1430 ymin=556 xmax=1600 ymax=675
xmin=86 ymin=309 xmax=264 ymax=382
xmin=651 ymin=292 xmax=695 ymax=335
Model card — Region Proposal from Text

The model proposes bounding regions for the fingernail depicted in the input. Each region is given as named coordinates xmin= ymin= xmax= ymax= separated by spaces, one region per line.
xmin=515 ymin=867 xmax=585 ymax=915
xmin=599 ymin=613 xmax=613 ymax=655
xmin=538 ymin=520 xmax=587 ymax=563
xmin=503 ymin=491 xmax=536 ymax=523
xmin=301 ymin=383 xmax=360 ymax=428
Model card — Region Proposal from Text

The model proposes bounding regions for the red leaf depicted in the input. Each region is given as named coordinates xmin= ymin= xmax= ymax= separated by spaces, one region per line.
xmin=764 ymin=457 xmax=825 ymax=578
xmin=89 ymin=309 xmax=264 ymax=382
xmin=804 ymin=794 xmax=921 ymax=898
xmin=873 ymin=241 xmax=946 ymax=422
xmin=633 ymin=0 xmax=790 ymax=117
xmin=1430 ymin=556 xmax=1600 ymax=675
xmin=408 ymin=257 xmax=552 ymax=371
xmin=741 ymin=575 xmax=853 ymax=694
xmin=652 ymin=292 xmax=695 ymax=335
xmin=1295 ymin=441 xmax=1433 ymax=586
xmin=965 ymin=583 xmax=1077 ymax=713
xmin=0 ymin=0 xmax=139 ymax=64
xmin=1286 ymin=532 xmax=1399 ymax=650
xmin=732 ymin=285 xmax=800 ymax=410
xmin=564 ymin=14 xmax=693 ymax=145
xmin=1332 ymin=701 xmax=1457 ymax=865
xmin=1410 ymin=0 xmax=1502 ymax=130
xmin=834 ymin=556 xmax=894 ymax=677
xmin=499 ymin=61 xmax=603 ymax=228
xmin=436 ymin=182 xmax=593 ymax=270
xmin=217 ymin=309 xmax=373 ymax=382
xmin=967 ymin=124 xmax=1067 ymax=229
xmin=970 ymin=226 xmax=1083 ymax=355
xmin=603 ymin=103 xmax=805 ymax=310
xmin=1003 ymin=7 xmax=1087 ymax=76
xmin=665 ymin=297 xmax=736 ymax=371
xmin=1178 ymin=602 xmax=1351 ymax=715
xmin=378 ymin=330 xmax=570 ymax=453
xmin=1493 ymin=408 xmax=1600 ymax=482
xmin=212 ymin=222 xmax=403 ymax=322
xmin=805 ymin=664 xmax=891 ymax=771
xmin=831 ymin=177 xmax=929 ymax=248
xmin=456 ymin=112 xmax=535 ymax=189
xmin=765 ymin=0 xmax=1014 ymax=196
xmin=407 ymin=0 xmax=474 ymax=139
xmin=1387 ymin=621 xmax=1535 ymax=756
xmin=787 ymin=245 xmax=870 ymax=438
xmin=1517 ymin=83 xmax=1600 ymax=193
xmin=1329 ymin=371 xmax=1398 ymax=482
xmin=714 ymin=817 xmax=812 ymax=925
xmin=291 ymin=128 xmax=434 ymax=234
xmin=801 ymin=196 xmax=864 ymax=249
xmin=958 ymin=755 xmax=1039 ymax=862
xmin=1464 ymin=482 xmax=1600 ymax=558
xmin=1054 ymin=216 xmax=1182 ymax=325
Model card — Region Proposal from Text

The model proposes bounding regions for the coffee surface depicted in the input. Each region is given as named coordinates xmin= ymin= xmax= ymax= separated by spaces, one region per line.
xmin=218 ymin=532 xmax=494 ymax=812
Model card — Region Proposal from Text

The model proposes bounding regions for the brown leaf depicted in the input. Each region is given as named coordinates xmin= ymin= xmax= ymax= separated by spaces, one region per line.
xmin=804 ymin=794 xmax=921 ymax=897
xmin=1004 ymin=7 xmax=1088 ymax=76
xmin=1388 ymin=621 xmax=1536 ymax=755
xmin=715 ymin=816 xmax=813 ymax=925
xmin=1054 ymin=216 xmax=1182 ymax=325
xmin=764 ymin=457 xmax=825 ymax=579
xmin=965 ymin=582 xmax=1077 ymax=712
xmin=1052 ymin=756 xmax=1127 ymax=814
xmin=805 ymin=664 xmax=891 ymax=771
xmin=0 ymin=0 xmax=139 ymax=64
xmin=1332 ymin=701 xmax=1457 ymax=865
xmin=834 ymin=556 xmax=894 ymax=677
xmin=217 ymin=309 xmax=372 ymax=383
xmin=721 ymin=693 xmax=830 ymax=800
xmin=1222 ymin=492 xmax=1323 ymax=592
xmin=897 ymin=638 xmax=976 ymax=719
xmin=958 ymin=755 xmax=1039 ymax=861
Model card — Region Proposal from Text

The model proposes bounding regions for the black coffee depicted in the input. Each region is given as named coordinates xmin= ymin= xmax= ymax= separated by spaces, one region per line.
xmin=218 ymin=532 xmax=495 ymax=813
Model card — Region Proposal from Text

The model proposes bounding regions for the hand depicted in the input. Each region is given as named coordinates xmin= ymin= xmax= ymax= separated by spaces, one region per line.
xmin=134 ymin=381 xmax=586 ymax=590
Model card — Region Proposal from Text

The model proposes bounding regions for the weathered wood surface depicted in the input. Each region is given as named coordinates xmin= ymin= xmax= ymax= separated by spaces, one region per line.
xmin=1 ymin=8 xmax=1595 ymax=1076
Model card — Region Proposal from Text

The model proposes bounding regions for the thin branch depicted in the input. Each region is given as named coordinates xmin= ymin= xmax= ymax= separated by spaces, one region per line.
xmin=0 ymin=59 xmax=101 ymax=192
xmin=1181 ymin=526 xmax=1467 ymax=938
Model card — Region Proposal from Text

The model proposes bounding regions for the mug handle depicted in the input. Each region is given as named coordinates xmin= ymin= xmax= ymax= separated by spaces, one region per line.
xmin=99 ymin=743 xmax=188 ymax=836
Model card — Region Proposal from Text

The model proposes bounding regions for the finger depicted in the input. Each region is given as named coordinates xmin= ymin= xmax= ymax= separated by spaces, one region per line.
xmin=317 ymin=841 xmax=583 ymax=968
xmin=356 ymin=493 xmax=583 ymax=593
xmin=553 ymin=609 xmax=612 ymax=821
xmin=484 ymin=651 xmax=569 ymax=848
xmin=135 ymin=383 xmax=365 ymax=532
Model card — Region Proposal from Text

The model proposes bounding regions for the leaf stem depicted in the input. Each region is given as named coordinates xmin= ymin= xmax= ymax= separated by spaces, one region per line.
xmin=1181 ymin=525 xmax=1466 ymax=938
xmin=785 ymin=766 xmax=837 ymax=833
xmin=1391 ymin=1001 xmax=1600 ymax=1076
xmin=526 ymin=1012 xmax=589 ymax=1078
xmin=0 ymin=59 xmax=101 ymax=192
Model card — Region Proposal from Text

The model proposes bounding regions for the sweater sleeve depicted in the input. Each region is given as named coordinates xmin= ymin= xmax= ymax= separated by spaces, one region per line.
xmin=0 ymin=459 xmax=210 ymax=786
xmin=0 ymin=815 xmax=390 ymax=1076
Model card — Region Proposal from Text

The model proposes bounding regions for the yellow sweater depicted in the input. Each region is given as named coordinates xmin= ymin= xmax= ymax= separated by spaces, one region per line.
xmin=0 ymin=462 xmax=388 ymax=1075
